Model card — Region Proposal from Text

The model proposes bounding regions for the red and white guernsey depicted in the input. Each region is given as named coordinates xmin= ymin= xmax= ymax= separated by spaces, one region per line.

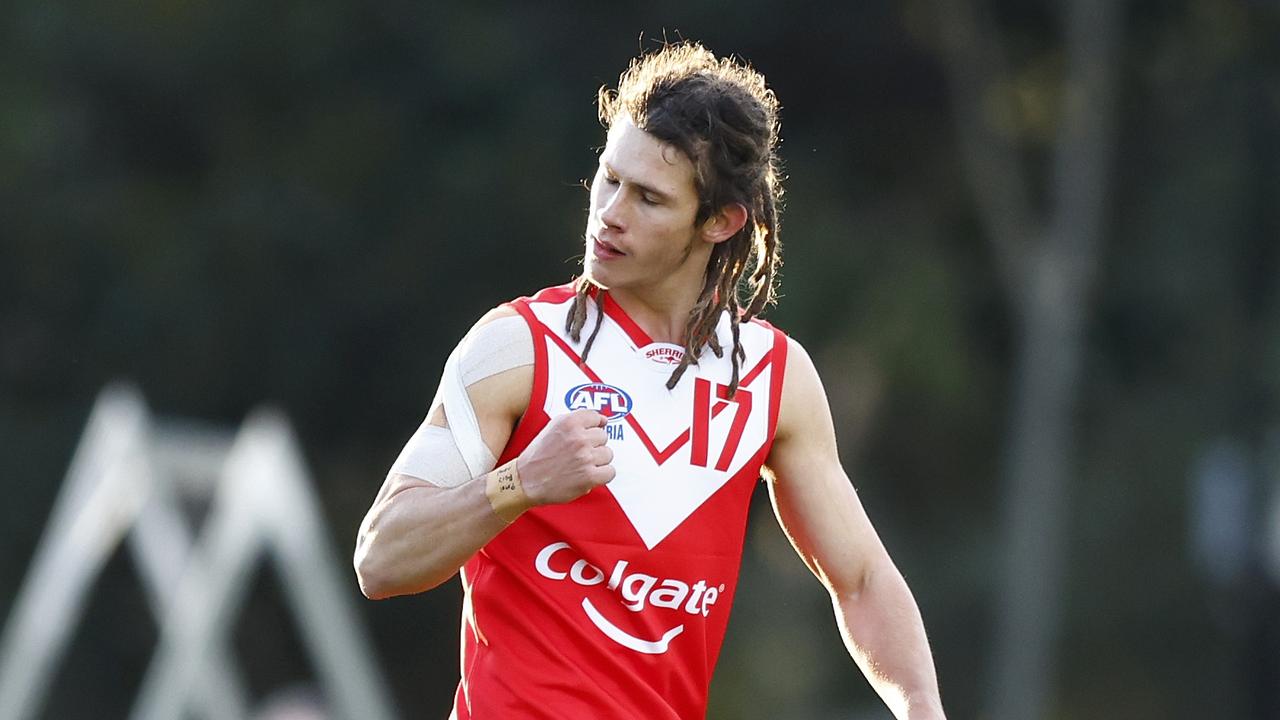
xmin=451 ymin=284 xmax=788 ymax=720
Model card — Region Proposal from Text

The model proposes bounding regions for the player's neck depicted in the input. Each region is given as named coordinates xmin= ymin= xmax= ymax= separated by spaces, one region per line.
xmin=607 ymin=282 xmax=703 ymax=345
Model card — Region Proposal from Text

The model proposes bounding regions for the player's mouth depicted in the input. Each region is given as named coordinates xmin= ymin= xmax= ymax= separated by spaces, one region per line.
xmin=592 ymin=237 xmax=626 ymax=260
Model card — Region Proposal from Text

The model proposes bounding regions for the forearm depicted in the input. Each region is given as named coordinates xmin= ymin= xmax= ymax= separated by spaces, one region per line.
xmin=354 ymin=472 xmax=516 ymax=599
xmin=833 ymin=561 xmax=945 ymax=720
xmin=355 ymin=405 xmax=614 ymax=599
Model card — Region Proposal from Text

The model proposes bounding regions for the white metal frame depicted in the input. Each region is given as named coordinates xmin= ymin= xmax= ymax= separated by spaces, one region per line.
xmin=0 ymin=385 xmax=396 ymax=720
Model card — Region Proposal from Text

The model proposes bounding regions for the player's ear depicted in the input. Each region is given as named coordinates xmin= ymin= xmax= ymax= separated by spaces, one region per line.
xmin=700 ymin=203 xmax=748 ymax=245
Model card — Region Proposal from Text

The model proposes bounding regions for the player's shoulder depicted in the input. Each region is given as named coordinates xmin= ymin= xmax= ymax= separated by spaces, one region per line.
xmin=470 ymin=283 xmax=577 ymax=330
xmin=740 ymin=315 xmax=803 ymax=362
xmin=455 ymin=300 xmax=538 ymax=419
xmin=773 ymin=333 xmax=831 ymax=440
xmin=473 ymin=304 xmax=520 ymax=328
xmin=735 ymin=314 xmax=796 ymax=363
xmin=518 ymin=283 xmax=579 ymax=308
xmin=470 ymin=283 xmax=573 ymax=329
xmin=463 ymin=305 xmax=530 ymax=355
xmin=779 ymin=334 xmax=821 ymax=388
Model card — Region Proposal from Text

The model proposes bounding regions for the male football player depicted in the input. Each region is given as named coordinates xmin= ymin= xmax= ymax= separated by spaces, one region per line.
xmin=355 ymin=42 xmax=945 ymax=720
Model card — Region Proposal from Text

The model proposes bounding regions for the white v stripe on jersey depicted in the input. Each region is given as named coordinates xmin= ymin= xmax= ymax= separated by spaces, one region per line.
xmin=527 ymin=293 xmax=780 ymax=549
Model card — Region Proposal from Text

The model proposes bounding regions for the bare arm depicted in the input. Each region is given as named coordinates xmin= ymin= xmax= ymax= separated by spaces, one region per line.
xmin=764 ymin=337 xmax=945 ymax=719
xmin=353 ymin=308 xmax=615 ymax=599
xmin=353 ymin=363 xmax=524 ymax=599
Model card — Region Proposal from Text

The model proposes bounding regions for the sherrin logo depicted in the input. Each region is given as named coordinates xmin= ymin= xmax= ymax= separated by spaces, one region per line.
xmin=564 ymin=382 xmax=633 ymax=423
xmin=534 ymin=541 xmax=725 ymax=655
xmin=643 ymin=345 xmax=684 ymax=366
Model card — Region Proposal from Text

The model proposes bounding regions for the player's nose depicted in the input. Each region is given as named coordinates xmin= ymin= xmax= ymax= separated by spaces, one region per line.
xmin=597 ymin=187 xmax=626 ymax=232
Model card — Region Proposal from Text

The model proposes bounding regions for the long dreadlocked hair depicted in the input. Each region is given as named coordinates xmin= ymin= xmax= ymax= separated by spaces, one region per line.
xmin=566 ymin=42 xmax=785 ymax=397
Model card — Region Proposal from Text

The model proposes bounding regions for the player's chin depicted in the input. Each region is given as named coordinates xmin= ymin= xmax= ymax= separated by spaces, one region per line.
xmin=582 ymin=260 xmax=615 ymax=289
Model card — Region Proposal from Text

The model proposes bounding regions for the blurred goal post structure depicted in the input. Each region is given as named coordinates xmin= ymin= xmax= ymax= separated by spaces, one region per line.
xmin=0 ymin=384 xmax=397 ymax=720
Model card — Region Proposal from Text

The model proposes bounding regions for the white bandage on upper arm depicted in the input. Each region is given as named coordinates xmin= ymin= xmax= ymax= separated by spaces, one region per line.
xmin=387 ymin=423 xmax=478 ymax=489
xmin=388 ymin=314 xmax=534 ymax=488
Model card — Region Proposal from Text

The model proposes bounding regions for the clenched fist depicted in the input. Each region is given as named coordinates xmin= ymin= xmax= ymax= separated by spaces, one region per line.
xmin=517 ymin=409 xmax=616 ymax=507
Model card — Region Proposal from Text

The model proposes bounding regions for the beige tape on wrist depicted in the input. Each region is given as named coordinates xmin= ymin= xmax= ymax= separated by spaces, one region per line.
xmin=485 ymin=460 xmax=527 ymax=523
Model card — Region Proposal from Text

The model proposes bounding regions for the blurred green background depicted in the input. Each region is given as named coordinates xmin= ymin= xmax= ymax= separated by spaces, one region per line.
xmin=2 ymin=1 xmax=1278 ymax=718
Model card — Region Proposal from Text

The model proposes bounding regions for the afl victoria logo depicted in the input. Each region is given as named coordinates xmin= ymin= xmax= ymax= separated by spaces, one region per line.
xmin=564 ymin=383 xmax=633 ymax=423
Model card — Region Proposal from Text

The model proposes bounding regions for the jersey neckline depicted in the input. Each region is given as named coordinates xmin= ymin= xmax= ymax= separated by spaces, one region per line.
xmin=601 ymin=292 xmax=655 ymax=348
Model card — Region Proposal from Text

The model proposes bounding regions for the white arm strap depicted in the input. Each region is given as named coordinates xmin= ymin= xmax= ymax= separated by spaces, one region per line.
xmin=389 ymin=314 xmax=534 ymax=487
xmin=435 ymin=343 xmax=491 ymax=479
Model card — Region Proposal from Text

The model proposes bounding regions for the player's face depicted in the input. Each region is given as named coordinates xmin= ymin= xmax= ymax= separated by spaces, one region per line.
xmin=583 ymin=116 xmax=707 ymax=294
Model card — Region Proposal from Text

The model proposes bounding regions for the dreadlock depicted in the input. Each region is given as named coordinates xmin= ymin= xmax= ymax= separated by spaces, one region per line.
xmin=566 ymin=41 xmax=784 ymax=397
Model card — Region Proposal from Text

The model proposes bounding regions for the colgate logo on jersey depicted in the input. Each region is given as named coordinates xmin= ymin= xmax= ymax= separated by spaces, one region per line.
xmin=534 ymin=541 xmax=725 ymax=655
xmin=564 ymin=383 xmax=633 ymax=423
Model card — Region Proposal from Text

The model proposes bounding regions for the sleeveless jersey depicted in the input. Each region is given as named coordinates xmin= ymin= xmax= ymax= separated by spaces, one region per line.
xmin=451 ymin=284 xmax=788 ymax=720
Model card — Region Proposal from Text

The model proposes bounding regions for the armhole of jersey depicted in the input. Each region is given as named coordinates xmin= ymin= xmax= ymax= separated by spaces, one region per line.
xmin=499 ymin=298 xmax=550 ymax=464
xmin=757 ymin=324 xmax=789 ymax=462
